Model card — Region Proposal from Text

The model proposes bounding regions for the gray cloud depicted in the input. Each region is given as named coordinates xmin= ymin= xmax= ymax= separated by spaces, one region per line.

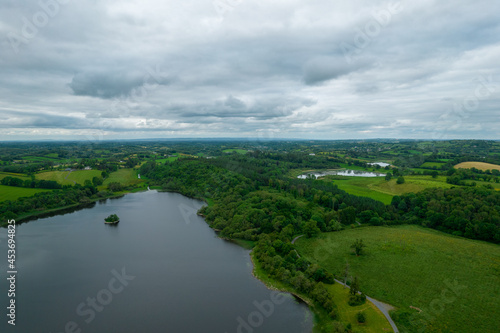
xmin=0 ymin=0 xmax=499 ymax=140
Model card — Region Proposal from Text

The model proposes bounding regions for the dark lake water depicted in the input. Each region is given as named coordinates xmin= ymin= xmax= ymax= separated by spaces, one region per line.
xmin=0 ymin=191 xmax=312 ymax=333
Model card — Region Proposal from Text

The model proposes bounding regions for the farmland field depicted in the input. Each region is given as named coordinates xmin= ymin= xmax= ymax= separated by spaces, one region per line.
xmin=223 ymin=149 xmax=247 ymax=154
xmin=36 ymin=170 xmax=103 ymax=185
xmin=252 ymin=252 xmax=394 ymax=332
xmin=419 ymin=162 xmax=445 ymax=168
xmin=102 ymin=168 xmax=142 ymax=186
xmin=0 ymin=172 xmax=30 ymax=181
xmin=0 ymin=185 xmax=50 ymax=202
xmin=324 ymin=175 xmax=453 ymax=205
xmin=455 ymin=161 xmax=500 ymax=171
xmin=295 ymin=225 xmax=500 ymax=333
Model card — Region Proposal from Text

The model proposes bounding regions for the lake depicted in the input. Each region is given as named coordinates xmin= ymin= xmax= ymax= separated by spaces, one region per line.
xmin=298 ymin=169 xmax=386 ymax=179
xmin=367 ymin=162 xmax=391 ymax=167
xmin=0 ymin=191 xmax=312 ymax=333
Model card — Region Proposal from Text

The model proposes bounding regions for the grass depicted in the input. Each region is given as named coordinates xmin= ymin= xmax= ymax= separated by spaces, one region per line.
xmin=455 ymin=161 xmax=500 ymax=171
xmin=0 ymin=172 xmax=30 ymax=181
xmin=22 ymin=156 xmax=59 ymax=161
xmin=0 ymin=185 xmax=51 ymax=202
xmin=323 ymin=175 xmax=453 ymax=205
xmin=324 ymin=176 xmax=394 ymax=205
xmin=160 ymin=154 xmax=180 ymax=163
xmin=102 ymin=168 xmax=143 ymax=186
xmin=370 ymin=175 xmax=453 ymax=196
xmin=419 ymin=162 xmax=445 ymax=168
xmin=223 ymin=149 xmax=247 ymax=154
xmin=295 ymin=225 xmax=500 ymax=333
xmin=251 ymin=252 xmax=393 ymax=333
xmin=36 ymin=170 xmax=103 ymax=186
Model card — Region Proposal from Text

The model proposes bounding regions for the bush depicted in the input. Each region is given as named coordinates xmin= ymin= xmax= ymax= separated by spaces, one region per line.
xmin=397 ymin=176 xmax=405 ymax=184
xmin=107 ymin=182 xmax=123 ymax=192
xmin=329 ymin=309 xmax=338 ymax=319
xmin=348 ymin=293 xmax=366 ymax=306
xmin=356 ymin=311 xmax=366 ymax=323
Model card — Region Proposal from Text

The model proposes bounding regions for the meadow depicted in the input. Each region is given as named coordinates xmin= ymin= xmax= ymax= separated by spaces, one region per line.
xmin=0 ymin=184 xmax=50 ymax=202
xmin=455 ymin=161 xmax=500 ymax=171
xmin=0 ymin=172 xmax=30 ymax=181
xmin=252 ymin=252 xmax=394 ymax=333
xmin=295 ymin=225 xmax=500 ymax=333
xmin=36 ymin=170 xmax=103 ymax=185
xmin=323 ymin=175 xmax=453 ymax=205
xmin=419 ymin=162 xmax=445 ymax=168
xmin=102 ymin=168 xmax=143 ymax=186
xmin=223 ymin=148 xmax=248 ymax=154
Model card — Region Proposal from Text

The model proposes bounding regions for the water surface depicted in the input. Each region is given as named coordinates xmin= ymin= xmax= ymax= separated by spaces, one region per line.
xmin=298 ymin=169 xmax=386 ymax=179
xmin=0 ymin=191 xmax=312 ymax=333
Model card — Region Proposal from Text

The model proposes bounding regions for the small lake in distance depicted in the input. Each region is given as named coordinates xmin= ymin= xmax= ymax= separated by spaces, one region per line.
xmin=0 ymin=191 xmax=313 ymax=333
xmin=298 ymin=169 xmax=386 ymax=179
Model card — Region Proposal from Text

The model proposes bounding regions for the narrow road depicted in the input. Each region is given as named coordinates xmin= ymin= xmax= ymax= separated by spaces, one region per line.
xmin=291 ymin=234 xmax=304 ymax=244
xmin=334 ymin=279 xmax=399 ymax=333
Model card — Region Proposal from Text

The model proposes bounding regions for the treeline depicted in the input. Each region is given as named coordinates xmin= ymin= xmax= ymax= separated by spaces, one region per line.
xmin=446 ymin=168 xmax=499 ymax=186
xmin=1 ymin=176 xmax=63 ymax=189
xmin=0 ymin=184 xmax=105 ymax=224
xmin=254 ymin=234 xmax=338 ymax=318
xmin=143 ymin=156 xmax=499 ymax=244
xmin=390 ymin=187 xmax=500 ymax=243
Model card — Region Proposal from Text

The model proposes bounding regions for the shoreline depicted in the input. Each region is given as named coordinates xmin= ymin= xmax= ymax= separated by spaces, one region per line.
xmin=1 ymin=188 xmax=146 ymax=227
xmin=249 ymin=250 xmax=314 ymax=307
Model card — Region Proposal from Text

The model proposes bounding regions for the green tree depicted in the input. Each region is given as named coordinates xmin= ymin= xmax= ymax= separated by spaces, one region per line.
xmin=350 ymin=239 xmax=366 ymax=256
xmin=349 ymin=276 xmax=359 ymax=296
xmin=356 ymin=311 xmax=366 ymax=323
xmin=304 ymin=220 xmax=321 ymax=238
xmin=92 ymin=176 xmax=103 ymax=186
xmin=339 ymin=206 xmax=356 ymax=225
xmin=396 ymin=176 xmax=405 ymax=184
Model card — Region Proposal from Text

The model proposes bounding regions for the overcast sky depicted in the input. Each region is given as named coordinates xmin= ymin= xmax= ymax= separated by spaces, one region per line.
xmin=0 ymin=0 xmax=499 ymax=141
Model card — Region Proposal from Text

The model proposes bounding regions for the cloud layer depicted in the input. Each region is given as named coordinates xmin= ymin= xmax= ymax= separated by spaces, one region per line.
xmin=0 ymin=0 xmax=499 ymax=140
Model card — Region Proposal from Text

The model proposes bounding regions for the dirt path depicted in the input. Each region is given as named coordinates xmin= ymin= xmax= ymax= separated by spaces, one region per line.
xmin=291 ymin=234 xmax=304 ymax=244
xmin=334 ymin=279 xmax=399 ymax=333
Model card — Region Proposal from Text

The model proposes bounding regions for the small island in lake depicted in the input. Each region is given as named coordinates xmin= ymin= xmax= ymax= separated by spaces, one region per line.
xmin=104 ymin=214 xmax=120 ymax=224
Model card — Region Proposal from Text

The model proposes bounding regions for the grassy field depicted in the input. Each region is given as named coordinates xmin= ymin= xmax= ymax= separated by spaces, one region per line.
xmin=0 ymin=185 xmax=50 ymax=202
xmin=21 ymin=156 xmax=59 ymax=161
xmin=251 ymin=253 xmax=394 ymax=333
xmin=223 ymin=149 xmax=247 ymax=154
xmin=295 ymin=225 xmax=500 ymax=333
xmin=419 ymin=162 xmax=445 ymax=168
xmin=455 ymin=161 xmax=500 ymax=171
xmin=36 ymin=170 xmax=102 ymax=185
xmin=0 ymin=172 xmax=30 ymax=181
xmin=324 ymin=175 xmax=453 ymax=205
xmin=102 ymin=168 xmax=143 ymax=186
xmin=324 ymin=177 xmax=394 ymax=205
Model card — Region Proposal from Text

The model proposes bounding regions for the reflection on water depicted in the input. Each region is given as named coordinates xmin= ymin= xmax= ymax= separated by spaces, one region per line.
xmin=298 ymin=169 xmax=386 ymax=179
xmin=0 ymin=191 xmax=313 ymax=333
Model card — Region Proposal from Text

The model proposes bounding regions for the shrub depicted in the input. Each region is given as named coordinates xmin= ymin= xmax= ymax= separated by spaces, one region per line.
xmin=348 ymin=294 xmax=366 ymax=306
xmin=356 ymin=311 xmax=366 ymax=323
xmin=329 ymin=309 xmax=338 ymax=320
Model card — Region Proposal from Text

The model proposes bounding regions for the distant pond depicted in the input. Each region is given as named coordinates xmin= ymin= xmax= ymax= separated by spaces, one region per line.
xmin=368 ymin=162 xmax=391 ymax=167
xmin=298 ymin=170 xmax=386 ymax=179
